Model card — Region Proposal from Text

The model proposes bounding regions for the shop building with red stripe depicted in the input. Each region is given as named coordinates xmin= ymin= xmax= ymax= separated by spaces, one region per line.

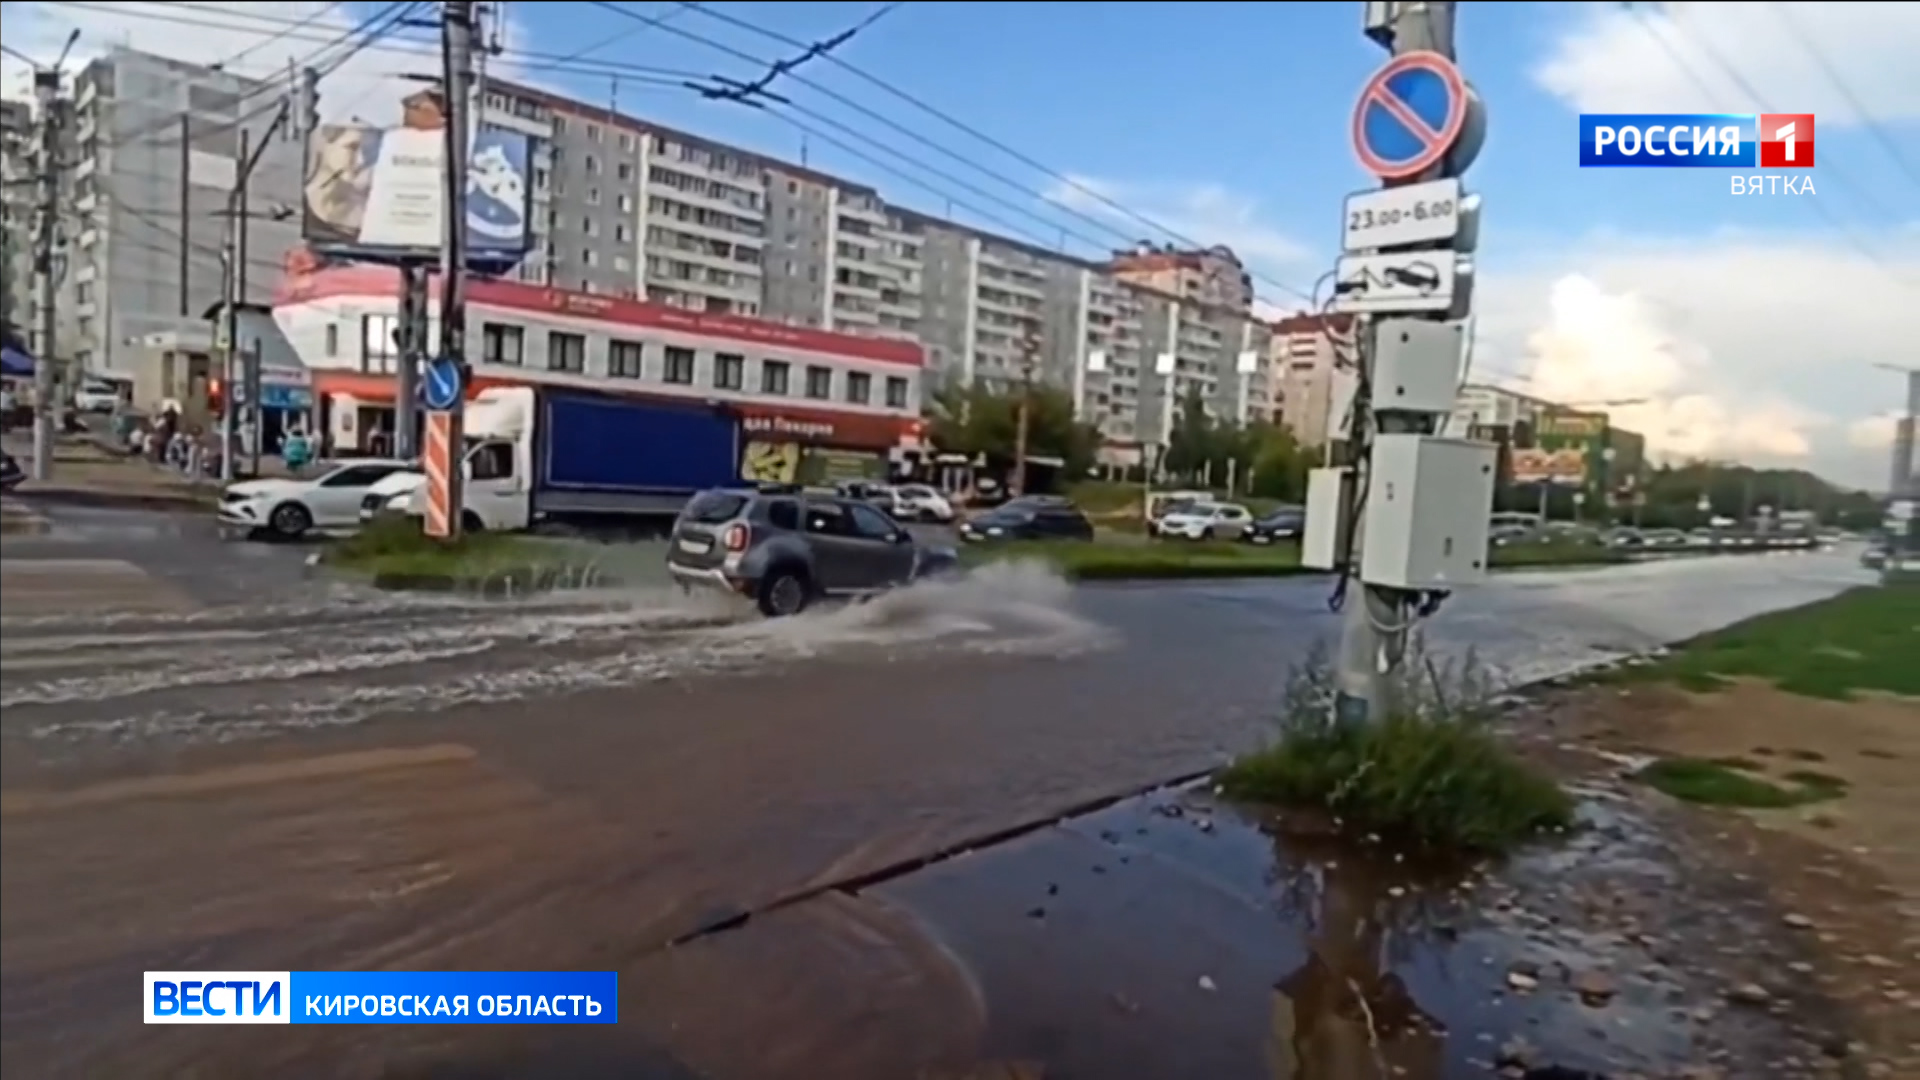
xmin=271 ymin=264 xmax=929 ymax=481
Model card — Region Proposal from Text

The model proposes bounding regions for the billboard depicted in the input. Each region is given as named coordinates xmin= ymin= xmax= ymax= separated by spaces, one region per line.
xmin=302 ymin=124 xmax=532 ymax=265
xmin=1510 ymin=446 xmax=1588 ymax=486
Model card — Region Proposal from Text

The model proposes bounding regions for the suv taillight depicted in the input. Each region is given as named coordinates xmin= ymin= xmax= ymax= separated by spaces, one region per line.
xmin=722 ymin=523 xmax=750 ymax=552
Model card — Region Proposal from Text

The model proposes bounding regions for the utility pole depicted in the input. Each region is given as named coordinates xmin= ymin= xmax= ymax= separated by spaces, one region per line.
xmin=217 ymin=105 xmax=288 ymax=482
xmin=178 ymin=114 xmax=192 ymax=317
xmin=1316 ymin=0 xmax=1486 ymax=725
xmin=1010 ymin=322 xmax=1039 ymax=497
xmin=437 ymin=0 xmax=478 ymax=539
xmin=29 ymin=66 xmax=63 ymax=483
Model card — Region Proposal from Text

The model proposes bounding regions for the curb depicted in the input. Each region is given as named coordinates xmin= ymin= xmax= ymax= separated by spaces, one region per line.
xmin=12 ymin=487 xmax=216 ymax=513
xmin=365 ymin=566 xmax=592 ymax=596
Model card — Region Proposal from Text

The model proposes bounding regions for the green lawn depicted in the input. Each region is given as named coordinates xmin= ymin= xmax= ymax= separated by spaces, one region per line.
xmin=1604 ymin=584 xmax=1919 ymax=701
xmin=322 ymin=517 xmax=577 ymax=591
xmin=1634 ymin=756 xmax=1849 ymax=808
xmin=960 ymin=537 xmax=1629 ymax=581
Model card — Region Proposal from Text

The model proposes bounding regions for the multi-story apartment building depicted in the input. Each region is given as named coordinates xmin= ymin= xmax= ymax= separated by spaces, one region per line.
xmin=1 ymin=98 xmax=34 ymax=341
xmin=1272 ymin=313 xmax=1357 ymax=448
xmin=1111 ymin=244 xmax=1273 ymax=436
xmin=61 ymin=47 xmax=306 ymax=373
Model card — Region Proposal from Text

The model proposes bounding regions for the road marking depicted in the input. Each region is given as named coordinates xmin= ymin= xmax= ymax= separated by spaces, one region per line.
xmin=0 ymin=558 xmax=199 ymax=617
xmin=0 ymin=743 xmax=478 ymax=816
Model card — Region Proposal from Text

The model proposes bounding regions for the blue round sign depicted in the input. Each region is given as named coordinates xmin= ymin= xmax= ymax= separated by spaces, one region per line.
xmin=1351 ymin=51 xmax=1468 ymax=180
xmin=422 ymin=355 xmax=464 ymax=412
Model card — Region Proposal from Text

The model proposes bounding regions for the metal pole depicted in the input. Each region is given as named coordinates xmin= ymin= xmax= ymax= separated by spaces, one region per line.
xmin=439 ymin=0 xmax=477 ymax=540
xmin=1011 ymin=324 xmax=1037 ymax=497
xmin=218 ymin=126 xmax=248 ymax=483
xmin=178 ymin=114 xmax=192 ymax=317
xmin=395 ymin=263 xmax=425 ymax=459
xmin=29 ymin=70 xmax=62 ymax=482
xmin=1332 ymin=0 xmax=1460 ymax=726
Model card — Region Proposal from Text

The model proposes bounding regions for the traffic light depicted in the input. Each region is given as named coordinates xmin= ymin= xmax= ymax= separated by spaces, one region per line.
xmin=207 ymin=378 xmax=224 ymax=418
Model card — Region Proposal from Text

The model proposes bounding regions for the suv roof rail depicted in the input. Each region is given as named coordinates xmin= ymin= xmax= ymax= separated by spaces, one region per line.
xmin=754 ymin=482 xmax=804 ymax=494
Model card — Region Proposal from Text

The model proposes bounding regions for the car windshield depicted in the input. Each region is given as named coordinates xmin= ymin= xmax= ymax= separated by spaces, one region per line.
xmin=1260 ymin=510 xmax=1302 ymax=524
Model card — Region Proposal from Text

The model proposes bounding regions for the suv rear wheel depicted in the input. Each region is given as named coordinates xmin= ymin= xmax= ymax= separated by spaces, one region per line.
xmin=757 ymin=567 xmax=812 ymax=618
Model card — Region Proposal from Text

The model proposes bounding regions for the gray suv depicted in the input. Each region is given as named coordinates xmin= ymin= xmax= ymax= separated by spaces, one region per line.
xmin=666 ymin=486 xmax=960 ymax=617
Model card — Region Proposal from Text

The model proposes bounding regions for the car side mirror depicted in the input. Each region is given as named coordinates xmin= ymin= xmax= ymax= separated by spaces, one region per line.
xmin=893 ymin=531 xmax=911 ymax=544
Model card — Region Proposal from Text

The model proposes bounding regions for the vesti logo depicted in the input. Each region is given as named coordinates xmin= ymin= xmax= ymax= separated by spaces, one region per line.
xmin=145 ymin=971 xmax=290 ymax=1025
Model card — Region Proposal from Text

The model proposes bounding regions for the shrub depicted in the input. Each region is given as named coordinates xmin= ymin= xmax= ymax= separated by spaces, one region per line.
xmin=1220 ymin=639 xmax=1575 ymax=855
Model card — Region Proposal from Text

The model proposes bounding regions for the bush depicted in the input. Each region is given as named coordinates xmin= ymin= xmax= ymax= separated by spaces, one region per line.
xmin=1220 ymin=640 xmax=1575 ymax=855
xmin=323 ymin=515 xmax=562 ymax=585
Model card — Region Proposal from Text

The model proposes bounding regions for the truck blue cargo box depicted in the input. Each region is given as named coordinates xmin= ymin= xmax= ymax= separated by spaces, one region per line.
xmin=538 ymin=389 xmax=739 ymax=494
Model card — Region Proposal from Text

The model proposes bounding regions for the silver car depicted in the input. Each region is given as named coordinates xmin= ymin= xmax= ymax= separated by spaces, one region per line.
xmin=665 ymin=486 xmax=960 ymax=617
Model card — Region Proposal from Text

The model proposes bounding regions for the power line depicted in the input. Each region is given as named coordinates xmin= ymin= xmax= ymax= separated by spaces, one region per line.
xmin=1626 ymin=5 xmax=1919 ymax=288
xmin=211 ymin=1 xmax=349 ymax=74
xmin=1766 ymin=1 xmax=1920 ymax=192
xmin=602 ymin=0 xmax=1316 ymax=306
xmin=669 ymin=1 xmax=1314 ymax=305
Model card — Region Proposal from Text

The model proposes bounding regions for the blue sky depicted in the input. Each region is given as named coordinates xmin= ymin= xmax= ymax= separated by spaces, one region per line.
xmin=4 ymin=1 xmax=1916 ymax=486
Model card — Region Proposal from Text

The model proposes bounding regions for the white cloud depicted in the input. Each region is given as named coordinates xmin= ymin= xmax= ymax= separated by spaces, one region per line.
xmin=1534 ymin=2 xmax=1920 ymax=123
xmin=1848 ymin=414 xmax=1900 ymax=451
xmin=1044 ymin=173 xmax=1315 ymax=295
xmin=1471 ymin=229 xmax=1919 ymax=488
xmin=0 ymin=1 xmax=538 ymax=128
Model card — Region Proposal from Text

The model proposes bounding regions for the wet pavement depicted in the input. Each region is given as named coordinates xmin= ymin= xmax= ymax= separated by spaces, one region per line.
xmin=0 ymin=505 xmax=1881 ymax=1077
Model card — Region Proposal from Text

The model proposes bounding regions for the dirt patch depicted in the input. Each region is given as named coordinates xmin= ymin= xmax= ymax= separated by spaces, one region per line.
xmin=1530 ymin=680 xmax=1920 ymax=1076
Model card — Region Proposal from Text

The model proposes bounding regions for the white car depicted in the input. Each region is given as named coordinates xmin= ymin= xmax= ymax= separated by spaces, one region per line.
xmin=73 ymin=379 xmax=121 ymax=413
xmin=219 ymin=458 xmax=413 ymax=539
xmin=1155 ymin=502 xmax=1253 ymax=541
xmin=889 ymin=483 xmax=955 ymax=523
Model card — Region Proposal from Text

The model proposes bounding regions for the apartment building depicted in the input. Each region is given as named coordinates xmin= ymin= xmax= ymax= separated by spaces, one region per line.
xmin=60 ymin=48 xmax=306 ymax=373
xmin=1 ymin=98 xmax=33 ymax=341
xmin=1111 ymin=244 xmax=1273 ymax=435
xmin=1272 ymin=312 xmax=1358 ymax=448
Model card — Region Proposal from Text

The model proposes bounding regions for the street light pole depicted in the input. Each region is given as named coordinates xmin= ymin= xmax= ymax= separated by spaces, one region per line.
xmin=1011 ymin=322 xmax=1039 ymax=497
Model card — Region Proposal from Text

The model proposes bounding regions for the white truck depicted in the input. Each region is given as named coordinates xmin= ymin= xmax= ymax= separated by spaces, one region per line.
xmin=362 ymin=385 xmax=743 ymax=534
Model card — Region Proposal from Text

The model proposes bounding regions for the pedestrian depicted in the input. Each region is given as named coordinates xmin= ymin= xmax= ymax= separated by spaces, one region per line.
xmin=282 ymin=426 xmax=312 ymax=473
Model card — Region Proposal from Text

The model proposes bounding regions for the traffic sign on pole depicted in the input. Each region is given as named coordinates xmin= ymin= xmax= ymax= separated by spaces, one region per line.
xmin=422 ymin=411 xmax=456 ymax=539
xmin=422 ymin=354 xmax=465 ymax=412
xmin=1351 ymin=50 xmax=1468 ymax=180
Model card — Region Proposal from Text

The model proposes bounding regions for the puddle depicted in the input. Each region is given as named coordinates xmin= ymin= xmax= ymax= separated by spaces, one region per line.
xmin=866 ymin=785 xmax=1810 ymax=1080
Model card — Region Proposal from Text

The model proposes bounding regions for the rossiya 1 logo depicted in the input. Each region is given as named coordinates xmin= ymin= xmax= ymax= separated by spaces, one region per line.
xmin=1576 ymin=112 xmax=1816 ymax=195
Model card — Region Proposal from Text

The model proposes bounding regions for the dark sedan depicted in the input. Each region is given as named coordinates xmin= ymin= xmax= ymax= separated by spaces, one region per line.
xmin=958 ymin=501 xmax=1096 ymax=543
xmin=1243 ymin=507 xmax=1305 ymax=545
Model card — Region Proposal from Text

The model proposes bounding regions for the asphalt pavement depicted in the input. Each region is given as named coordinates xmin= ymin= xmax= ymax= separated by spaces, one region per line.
xmin=0 ymin=503 xmax=1877 ymax=1077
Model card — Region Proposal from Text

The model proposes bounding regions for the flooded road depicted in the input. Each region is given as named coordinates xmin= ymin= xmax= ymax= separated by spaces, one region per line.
xmin=0 ymin=506 xmax=1877 ymax=1077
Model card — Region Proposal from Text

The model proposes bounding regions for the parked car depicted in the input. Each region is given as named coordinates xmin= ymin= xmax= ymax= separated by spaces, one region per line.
xmin=958 ymin=500 xmax=1095 ymax=543
xmin=1489 ymin=523 xmax=1536 ymax=547
xmin=1602 ymin=527 xmax=1644 ymax=549
xmin=1146 ymin=490 xmax=1212 ymax=522
xmin=219 ymin=458 xmax=413 ymax=539
xmin=665 ymin=486 xmax=959 ymax=617
xmin=1244 ymin=507 xmax=1306 ymax=545
xmin=888 ymin=483 xmax=955 ymax=523
xmin=1154 ymin=501 xmax=1252 ymax=541
xmin=72 ymin=378 xmax=121 ymax=414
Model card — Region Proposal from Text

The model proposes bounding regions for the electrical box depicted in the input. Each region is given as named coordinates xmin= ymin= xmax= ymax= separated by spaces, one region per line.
xmin=1302 ymin=466 xmax=1354 ymax=571
xmin=1360 ymin=435 xmax=1497 ymax=589
xmin=1371 ymin=319 xmax=1466 ymax=415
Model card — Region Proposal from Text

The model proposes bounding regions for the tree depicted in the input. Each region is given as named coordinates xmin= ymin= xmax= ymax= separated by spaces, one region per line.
xmin=1247 ymin=425 xmax=1311 ymax=503
xmin=925 ymin=382 xmax=1100 ymax=478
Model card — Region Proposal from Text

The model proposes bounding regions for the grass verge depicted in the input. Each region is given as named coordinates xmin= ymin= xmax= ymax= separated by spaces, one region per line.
xmin=1635 ymin=756 xmax=1848 ymax=808
xmin=959 ymin=538 xmax=1630 ymax=581
xmin=1218 ymin=642 xmax=1575 ymax=855
xmin=1595 ymin=583 xmax=1919 ymax=700
xmin=322 ymin=517 xmax=583 ymax=592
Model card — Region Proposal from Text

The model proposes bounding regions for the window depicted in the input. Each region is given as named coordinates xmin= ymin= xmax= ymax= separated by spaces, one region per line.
xmin=761 ymin=360 xmax=790 ymax=395
xmin=764 ymin=498 xmax=800 ymax=531
xmin=609 ymin=339 xmax=644 ymax=379
xmin=847 ymin=503 xmax=901 ymax=541
xmin=802 ymin=501 xmax=853 ymax=537
xmin=663 ymin=345 xmax=695 ymax=384
xmin=323 ymin=323 xmax=339 ymax=357
xmin=804 ymin=365 xmax=832 ymax=400
xmin=360 ymin=314 xmax=398 ymax=374
xmin=468 ymin=442 xmax=514 ymax=481
xmin=548 ymin=331 xmax=585 ymax=373
xmin=885 ymin=375 xmax=909 ymax=409
xmin=714 ymin=352 xmax=744 ymax=391
xmin=482 ymin=323 xmax=525 ymax=366
xmin=844 ymin=371 xmax=871 ymax=405
xmin=320 ymin=464 xmax=404 ymax=488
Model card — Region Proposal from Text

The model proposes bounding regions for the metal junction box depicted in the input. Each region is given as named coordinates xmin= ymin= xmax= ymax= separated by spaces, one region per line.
xmin=1371 ymin=319 xmax=1467 ymax=415
xmin=1302 ymin=466 xmax=1355 ymax=571
xmin=1360 ymin=435 xmax=1497 ymax=589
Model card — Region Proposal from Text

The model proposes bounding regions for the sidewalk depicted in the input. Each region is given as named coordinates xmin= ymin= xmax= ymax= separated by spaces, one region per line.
xmin=4 ymin=438 xmax=221 ymax=511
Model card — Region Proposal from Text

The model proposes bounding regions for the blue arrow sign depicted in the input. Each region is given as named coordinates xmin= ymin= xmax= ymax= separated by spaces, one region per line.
xmin=422 ymin=355 xmax=464 ymax=412
xmin=1352 ymin=51 xmax=1468 ymax=181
